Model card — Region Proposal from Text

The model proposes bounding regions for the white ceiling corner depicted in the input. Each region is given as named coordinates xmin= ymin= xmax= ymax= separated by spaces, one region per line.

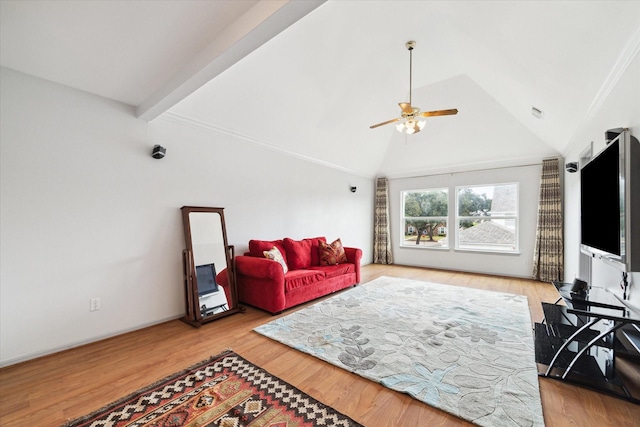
xmin=136 ymin=0 xmax=326 ymax=121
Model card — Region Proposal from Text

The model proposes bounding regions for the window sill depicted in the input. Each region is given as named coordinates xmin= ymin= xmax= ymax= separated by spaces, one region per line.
xmin=454 ymin=248 xmax=521 ymax=255
xmin=400 ymin=244 xmax=449 ymax=250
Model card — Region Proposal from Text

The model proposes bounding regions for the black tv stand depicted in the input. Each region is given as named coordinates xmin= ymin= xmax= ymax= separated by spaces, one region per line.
xmin=534 ymin=282 xmax=640 ymax=403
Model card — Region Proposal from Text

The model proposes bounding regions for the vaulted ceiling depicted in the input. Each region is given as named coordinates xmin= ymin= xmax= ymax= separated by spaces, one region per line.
xmin=2 ymin=1 xmax=639 ymax=178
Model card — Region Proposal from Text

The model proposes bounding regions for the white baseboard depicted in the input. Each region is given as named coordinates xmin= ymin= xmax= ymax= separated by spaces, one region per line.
xmin=0 ymin=314 xmax=182 ymax=368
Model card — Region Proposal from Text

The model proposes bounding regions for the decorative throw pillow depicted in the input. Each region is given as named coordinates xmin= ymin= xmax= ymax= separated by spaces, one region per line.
xmin=263 ymin=246 xmax=288 ymax=274
xmin=319 ymin=238 xmax=347 ymax=266
xmin=250 ymin=239 xmax=287 ymax=264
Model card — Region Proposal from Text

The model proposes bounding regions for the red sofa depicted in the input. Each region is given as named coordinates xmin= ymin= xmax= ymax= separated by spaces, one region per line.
xmin=235 ymin=237 xmax=362 ymax=314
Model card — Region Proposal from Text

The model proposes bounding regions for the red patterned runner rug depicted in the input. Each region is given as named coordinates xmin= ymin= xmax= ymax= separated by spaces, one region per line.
xmin=62 ymin=350 xmax=362 ymax=427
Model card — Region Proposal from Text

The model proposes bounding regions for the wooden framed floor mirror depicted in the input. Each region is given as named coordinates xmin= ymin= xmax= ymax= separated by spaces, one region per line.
xmin=180 ymin=206 xmax=244 ymax=327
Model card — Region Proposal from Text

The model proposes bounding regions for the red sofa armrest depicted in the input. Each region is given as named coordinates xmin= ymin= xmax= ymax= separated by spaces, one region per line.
xmin=235 ymin=255 xmax=287 ymax=313
xmin=344 ymin=247 xmax=362 ymax=284
xmin=236 ymin=255 xmax=285 ymax=281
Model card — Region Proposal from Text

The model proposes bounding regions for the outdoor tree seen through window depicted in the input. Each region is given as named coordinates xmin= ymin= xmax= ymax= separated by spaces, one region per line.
xmin=401 ymin=183 xmax=519 ymax=253
xmin=402 ymin=189 xmax=448 ymax=248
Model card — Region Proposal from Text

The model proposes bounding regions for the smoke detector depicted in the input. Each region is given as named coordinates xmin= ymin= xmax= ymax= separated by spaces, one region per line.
xmin=531 ymin=106 xmax=544 ymax=119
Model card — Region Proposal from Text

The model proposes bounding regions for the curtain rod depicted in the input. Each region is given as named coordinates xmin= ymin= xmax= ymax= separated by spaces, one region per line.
xmin=382 ymin=157 xmax=561 ymax=181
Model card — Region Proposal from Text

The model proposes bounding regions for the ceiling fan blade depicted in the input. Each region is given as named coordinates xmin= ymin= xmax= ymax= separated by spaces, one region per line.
xmin=399 ymin=102 xmax=413 ymax=114
xmin=420 ymin=108 xmax=459 ymax=117
xmin=370 ymin=118 xmax=400 ymax=129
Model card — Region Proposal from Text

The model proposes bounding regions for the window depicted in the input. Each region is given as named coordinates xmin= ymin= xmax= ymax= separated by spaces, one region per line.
xmin=401 ymin=189 xmax=448 ymax=248
xmin=456 ymin=183 xmax=518 ymax=252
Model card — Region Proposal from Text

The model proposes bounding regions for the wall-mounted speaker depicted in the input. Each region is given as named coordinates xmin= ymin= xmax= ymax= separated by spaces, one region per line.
xmin=152 ymin=145 xmax=166 ymax=159
xmin=605 ymin=127 xmax=625 ymax=144
xmin=565 ymin=162 xmax=578 ymax=173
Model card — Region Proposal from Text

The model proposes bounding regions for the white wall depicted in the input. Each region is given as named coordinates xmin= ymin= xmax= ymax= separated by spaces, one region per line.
xmin=563 ymin=53 xmax=640 ymax=308
xmin=5 ymin=49 xmax=634 ymax=367
xmin=0 ymin=67 xmax=373 ymax=366
xmin=388 ymin=164 xmax=542 ymax=278
xmin=149 ymin=115 xmax=374 ymax=256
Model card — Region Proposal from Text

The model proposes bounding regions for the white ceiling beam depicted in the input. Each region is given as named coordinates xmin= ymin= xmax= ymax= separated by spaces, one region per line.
xmin=137 ymin=0 xmax=325 ymax=121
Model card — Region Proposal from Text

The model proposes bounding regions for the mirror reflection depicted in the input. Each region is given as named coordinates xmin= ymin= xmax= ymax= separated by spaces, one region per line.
xmin=181 ymin=206 xmax=242 ymax=327
xmin=190 ymin=212 xmax=232 ymax=315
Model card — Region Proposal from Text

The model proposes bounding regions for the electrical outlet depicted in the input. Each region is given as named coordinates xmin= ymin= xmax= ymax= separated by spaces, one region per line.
xmin=90 ymin=297 xmax=101 ymax=312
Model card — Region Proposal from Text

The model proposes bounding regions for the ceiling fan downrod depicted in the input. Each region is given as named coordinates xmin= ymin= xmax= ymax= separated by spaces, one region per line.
xmin=407 ymin=40 xmax=415 ymax=107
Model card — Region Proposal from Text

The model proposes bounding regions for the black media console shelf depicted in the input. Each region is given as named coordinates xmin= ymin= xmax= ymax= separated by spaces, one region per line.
xmin=534 ymin=282 xmax=640 ymax=403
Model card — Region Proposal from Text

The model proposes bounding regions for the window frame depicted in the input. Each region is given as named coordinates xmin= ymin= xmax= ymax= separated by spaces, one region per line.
xmin=454 ymin=182 xmax=519 ymax=253
xmin=400 ymin=188 xmax=449 ymax=249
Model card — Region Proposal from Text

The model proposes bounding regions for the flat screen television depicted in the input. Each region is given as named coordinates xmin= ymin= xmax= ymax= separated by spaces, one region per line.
xmin=580 ymin=130 xmax=639 ymax=272
xmin=196 ymin=263 xmax=219 ymax=297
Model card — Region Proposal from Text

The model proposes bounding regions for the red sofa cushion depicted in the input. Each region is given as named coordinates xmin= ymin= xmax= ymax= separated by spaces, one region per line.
xmin=283 ymin=237 xmax=326 ymax=270
xmin=283 ymin=238 xmax=311 ymax=269
xmin=284 ymin=269 xmax=325 ymax=291
xmin=249 ymin=239 xmax=287 ymax=264
xmin=309 ymin=263 xmax=355 ymax=279
xmin=308 ymin=236 xmax=326 ymax=266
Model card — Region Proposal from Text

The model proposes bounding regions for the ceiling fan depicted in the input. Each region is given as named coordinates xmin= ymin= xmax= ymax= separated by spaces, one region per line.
xmin=370 ymin=40 xmax=458 ymax=134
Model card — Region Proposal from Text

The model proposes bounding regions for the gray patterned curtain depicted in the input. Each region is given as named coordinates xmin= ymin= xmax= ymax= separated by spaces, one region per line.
xmin=533 ymin=158 xmax=563 ymax=282
xmin=374 ymin=177 xmax=393 ymax=264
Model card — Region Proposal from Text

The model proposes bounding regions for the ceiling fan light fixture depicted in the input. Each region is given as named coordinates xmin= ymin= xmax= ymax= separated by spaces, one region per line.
xmin=406 ymin=123 xmax=416 ymax=135
xmin=396 ymin=118 xmax=426 ymax=134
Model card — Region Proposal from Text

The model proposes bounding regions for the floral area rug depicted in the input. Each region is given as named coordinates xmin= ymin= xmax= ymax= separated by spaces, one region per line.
xmin=62 ymin=350 xmax=362 ymax=427
xmin=255 ymin=276 xmax=544 ymax=427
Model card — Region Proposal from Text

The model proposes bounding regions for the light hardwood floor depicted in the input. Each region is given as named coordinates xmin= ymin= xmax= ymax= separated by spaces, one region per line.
xmin=1 ymin=264 xmax=639 ymax=426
